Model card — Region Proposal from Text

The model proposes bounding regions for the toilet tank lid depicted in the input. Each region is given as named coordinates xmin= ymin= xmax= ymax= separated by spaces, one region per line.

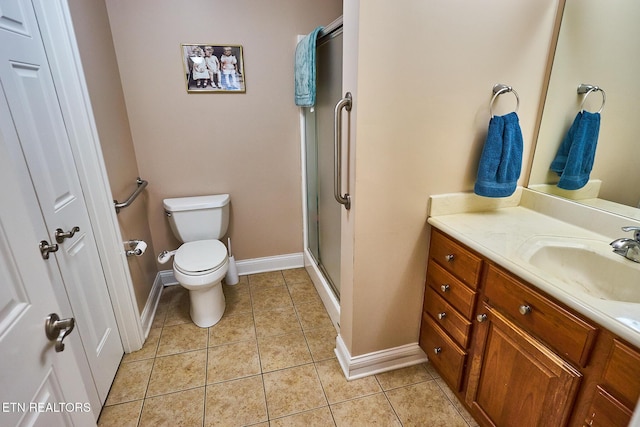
xmin=163 ymin=194 xmax=230 ymax=212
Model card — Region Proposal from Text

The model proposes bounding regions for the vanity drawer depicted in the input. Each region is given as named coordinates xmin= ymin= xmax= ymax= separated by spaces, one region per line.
xmin=420 ymin=313 xmax=466 ymax=391
xmin=430 ymin=230 xmax=483 ymax=289
xmin=427 ymin=260 xmax=476 ymax=319
xmin=602 ymin=339 xmax=640 ymax=407
xmin=483 ymin=264 xmax=598 ymax=367
xmin=424 ymin=286 xmax=472 ymax=348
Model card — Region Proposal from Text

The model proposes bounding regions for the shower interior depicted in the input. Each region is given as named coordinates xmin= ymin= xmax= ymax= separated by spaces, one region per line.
xmin=301 ymin=18 xmax=343 ymax=330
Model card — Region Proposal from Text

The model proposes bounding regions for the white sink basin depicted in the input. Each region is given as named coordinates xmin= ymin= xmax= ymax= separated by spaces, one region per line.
xmin=516 ymin=236 xmax=640 ymax=304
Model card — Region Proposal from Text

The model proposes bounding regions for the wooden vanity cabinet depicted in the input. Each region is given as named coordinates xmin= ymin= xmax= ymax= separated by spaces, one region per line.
xmin=420 ymin=228 xmax=640 ymax=427
xmin=419 ymin=229 xmax=482 ymax=391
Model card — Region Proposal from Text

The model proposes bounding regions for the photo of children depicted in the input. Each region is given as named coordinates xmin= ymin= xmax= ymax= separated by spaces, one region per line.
xmin=181 ymin=44 xmax=245 ymax=93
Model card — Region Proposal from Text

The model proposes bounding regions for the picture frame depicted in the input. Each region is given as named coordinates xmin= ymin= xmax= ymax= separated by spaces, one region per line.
xmin=181 ymin=44 xmax=245 ymax=93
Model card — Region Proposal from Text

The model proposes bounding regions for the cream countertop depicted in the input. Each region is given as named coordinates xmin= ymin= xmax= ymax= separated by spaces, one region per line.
xmin=427 ymin=192 xmax=640 ymax=349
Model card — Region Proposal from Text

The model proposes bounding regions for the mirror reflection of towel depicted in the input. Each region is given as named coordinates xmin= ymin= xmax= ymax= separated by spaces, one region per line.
xmin=550 ymin=111 xmax=601 ymax=190
xmin=474 ymin=112 xmax=523 ymax=198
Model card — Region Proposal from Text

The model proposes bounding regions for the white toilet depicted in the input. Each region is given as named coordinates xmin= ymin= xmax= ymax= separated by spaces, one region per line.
xmin=161 ymin=194 xmax=231 ymax=327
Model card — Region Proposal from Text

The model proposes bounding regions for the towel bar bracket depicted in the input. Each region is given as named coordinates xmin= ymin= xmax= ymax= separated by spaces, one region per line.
xmin=577 ymin=84 xmax=599 ymax=94
xmin=492 ymin=84 xmax=512 ymax=95
xmin=114 ymin=177 xmax=148 ymax=214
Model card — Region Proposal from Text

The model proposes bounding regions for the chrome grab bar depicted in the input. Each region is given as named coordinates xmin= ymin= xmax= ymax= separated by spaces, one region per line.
xmin=334 ymin=92 xmax=352 ymax=210
xmin=114 ymin=177 xmax=148 ymax=213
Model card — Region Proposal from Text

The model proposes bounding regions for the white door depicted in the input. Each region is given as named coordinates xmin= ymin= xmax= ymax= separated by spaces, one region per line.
xmin=0 ymin=91 xmax=95 ymax=426
xmin=0 ymin=0 xmax=123 ymax=404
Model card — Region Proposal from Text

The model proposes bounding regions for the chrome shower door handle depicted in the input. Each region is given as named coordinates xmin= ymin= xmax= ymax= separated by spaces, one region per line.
xmin=45 ymin=313 xmax=75 ymax=352
xmin=334 ymin=92 xmax=352 ymax=210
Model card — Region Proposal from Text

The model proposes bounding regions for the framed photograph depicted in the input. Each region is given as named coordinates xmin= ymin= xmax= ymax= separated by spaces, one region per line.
xmin=181 ymin=44 xmax=245 ymax=93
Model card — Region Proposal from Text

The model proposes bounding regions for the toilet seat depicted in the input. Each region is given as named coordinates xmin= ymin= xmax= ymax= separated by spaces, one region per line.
xmin=174 ymin=240 xmax=228 ymax=276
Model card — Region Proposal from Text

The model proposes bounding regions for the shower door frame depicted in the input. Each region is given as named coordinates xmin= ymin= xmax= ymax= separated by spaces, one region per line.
xmin=299 ymin=17 xmax=343 ymax=331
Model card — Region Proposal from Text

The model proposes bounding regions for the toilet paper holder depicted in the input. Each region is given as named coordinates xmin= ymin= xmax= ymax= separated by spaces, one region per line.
xmin=124 ymin=239 xmax=147 ymax=257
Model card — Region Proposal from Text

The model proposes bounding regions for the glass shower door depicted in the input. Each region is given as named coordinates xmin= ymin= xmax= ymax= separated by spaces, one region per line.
xmin=305 ymin=27 xmax=343 ymax=299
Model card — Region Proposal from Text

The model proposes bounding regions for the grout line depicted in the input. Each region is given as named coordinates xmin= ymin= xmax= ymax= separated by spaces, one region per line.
xmin=135 ymin=400 xmax=143 ymax=427
xmin=260 ymin=372 xmax=270 ymax=421
xmin=311 ymin=359 xmax=331 ymax=409
xmin=202 ymin=385 xmax=209 ymax=426
xmin=382 ymin=391 xmax=404 ymax=427
xmin=202 ymin=320 xmax=210 ymax=425
xmin=432 ymin=378 xmax=474 ymax=427
xmin=247 ymin=276 xmax=272 ymax=423
xmin=136 ymin=309 xmax=160 ymax=427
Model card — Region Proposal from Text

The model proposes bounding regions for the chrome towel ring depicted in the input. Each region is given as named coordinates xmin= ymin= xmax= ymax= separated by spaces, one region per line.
xmin=578 ymin=84 xmax=606 ymax=114
xmin=490 ymin=84 xmax=520 ymax=118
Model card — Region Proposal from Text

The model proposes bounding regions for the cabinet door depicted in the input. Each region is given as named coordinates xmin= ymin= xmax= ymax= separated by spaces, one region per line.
xmin=584 ymin=386 xmax=632 ymax=427
xmin=602 ymin=339 xmax=640 ymax=408
xmin=466 ymin=304 xmax=582 ymax=427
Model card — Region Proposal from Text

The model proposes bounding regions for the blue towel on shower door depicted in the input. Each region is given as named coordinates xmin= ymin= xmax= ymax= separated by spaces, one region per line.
xmin=294 ymin=26 xmax=323 ymax=107
xmin=550 ymin=111 xmax=601 ymax=190
xmin=474 ymin=112 xmax=523 ymax=198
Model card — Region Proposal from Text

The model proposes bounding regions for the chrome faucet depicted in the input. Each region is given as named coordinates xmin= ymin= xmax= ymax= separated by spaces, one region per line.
xmin=610 ymin=226 xmax=640 ymax=263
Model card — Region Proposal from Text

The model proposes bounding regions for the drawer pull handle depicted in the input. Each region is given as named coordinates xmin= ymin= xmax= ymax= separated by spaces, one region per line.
xmin=437 ymin=312 xmax=447 ymax=320
xmin=519 ymin=305 xmax=532 ymax=315
xmin=445 ymin=254 xmax=455 ymax=262
xmin=440 ymin=284 xmax=450 ymax=293
xmin=434 ymin=347 xmax=442 ymax=355
xmin=477 ymin=313 xmax=487 ymax=323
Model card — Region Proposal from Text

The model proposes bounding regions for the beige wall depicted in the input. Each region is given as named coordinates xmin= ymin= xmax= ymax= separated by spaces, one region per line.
xmin=341 ymin=0 xmax=562 ymax=356
xmin=104 ymin=0 xmax=342 ymax=263
xmin=68 ymin=0 xmax=157 ymax=313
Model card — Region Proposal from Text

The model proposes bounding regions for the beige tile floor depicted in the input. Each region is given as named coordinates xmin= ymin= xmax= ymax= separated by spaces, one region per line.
xmin=98 ymin=269 xmax=479 ymax=427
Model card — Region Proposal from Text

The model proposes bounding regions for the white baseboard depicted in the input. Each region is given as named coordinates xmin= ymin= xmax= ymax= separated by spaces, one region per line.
xmin=156 ymin=252 xmax=305 ymax=287
xmin=140 ymin=273 xmax=164 ymax=339
xmin=335 ymin=334 xmax=428 ymax=380
xmin=235 ymin=252 xmax=303 ymax=275
xmin=158 ymin=269 xmax=179 ymax=286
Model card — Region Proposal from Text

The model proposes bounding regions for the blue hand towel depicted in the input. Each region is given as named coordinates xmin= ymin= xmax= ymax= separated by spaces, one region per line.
xmin=295 ymin=26 xmax=323 ymax=107
xmin=550 ymin=111 xmax=601 ymax=190
xmin=474 ymin=112 xmax=523 ymax=198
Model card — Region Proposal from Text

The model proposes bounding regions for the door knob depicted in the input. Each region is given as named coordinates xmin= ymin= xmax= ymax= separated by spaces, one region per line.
xmin=55 ymin=226 xmax=80 ymax=243
xmin=39 ymin=240 xmax=59 ymax=260
xmin=45 ymin=313 xmax=75 ymax=352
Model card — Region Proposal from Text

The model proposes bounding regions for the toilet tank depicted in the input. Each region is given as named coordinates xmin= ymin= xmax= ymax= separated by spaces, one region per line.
xmin=163 ymin=194 xmax=230 ymax=242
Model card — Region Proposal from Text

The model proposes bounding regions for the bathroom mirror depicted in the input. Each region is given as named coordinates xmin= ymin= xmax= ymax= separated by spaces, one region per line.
xmin=528 ymin=0 xmax=640 ymax=220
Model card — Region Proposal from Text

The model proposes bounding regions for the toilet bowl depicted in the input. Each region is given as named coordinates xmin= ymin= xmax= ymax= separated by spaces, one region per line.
xmin=172 ymin=239 xmax=229 ymax=327
xmin=161 ymin=194 xmax=231 ymax=328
